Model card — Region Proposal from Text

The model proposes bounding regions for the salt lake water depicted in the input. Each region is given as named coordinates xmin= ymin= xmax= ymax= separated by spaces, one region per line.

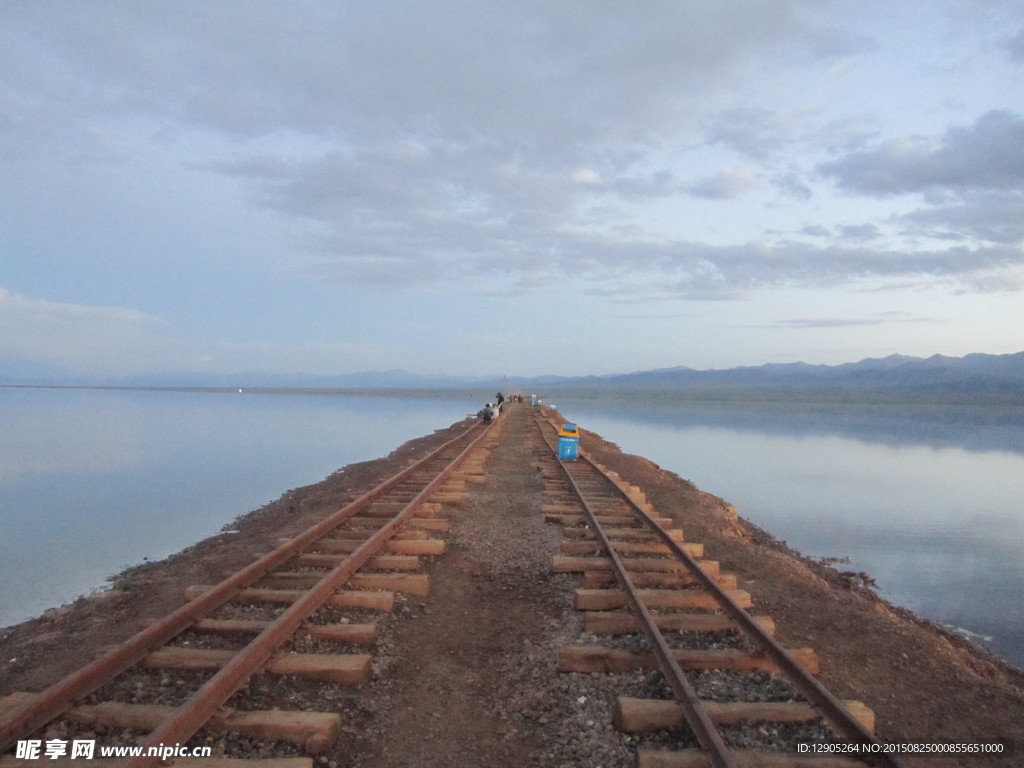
xmin=552 ymin=397 xmax=1024 ymax=668
xmin=1 ymin=387 xmax=1022 ymax=669
xmin=0 ymin=386 xmax=480 ymax=630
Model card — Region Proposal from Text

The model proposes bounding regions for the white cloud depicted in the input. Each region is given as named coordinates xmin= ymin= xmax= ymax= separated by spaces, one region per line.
xmin=705 ymin=107 xmax=795 ymax=159
xmin=817 ymin=111 xmax=1024 ymax=251
xmin=0 ymin=286 xmax=397 ymax=378
xmin=0 ymin=2 xmax=854 ymax=150
xmin=573 ymin=169 xmax=602 ymax=185
xmin=773 ymin=170 xmax=814 ymax=202
xmin=838 ymin=223 xmax=882 ymax=242
xmin=1005 ymin=28 xmax=1024 ymax=62
xmin=10 ymin=2 xmax=1013 ymax=303
xmin=0 ymin=287 xmax=171 ymax=376
xmin=899 ymin=191 xmax=1024 ymax=244
xmin=819 ymin=110 xmax=1024 ymax=195
xmin=687 ymin=170 xmax=758 ymax=199
xmin=2 ymin=2 xmax=1023 ymax=378
xmin=774 ymin=313 xmax=935 ymax=329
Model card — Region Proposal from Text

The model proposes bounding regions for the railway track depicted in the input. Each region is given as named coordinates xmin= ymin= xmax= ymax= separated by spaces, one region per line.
xmin=0 ymin=416 xmax=499 ymax=768
xmin=532 ymin=412 xmax=906 ymax=768
xmin=1 ymin=403 xmax=920 ymax=766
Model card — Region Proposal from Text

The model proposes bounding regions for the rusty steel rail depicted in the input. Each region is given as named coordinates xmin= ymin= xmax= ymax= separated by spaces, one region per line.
xmin=125 ymin=417 xmax=492 ymax=768
xmin=534 ymin=414 xmax=736 ymax=768
xmin=0 ymin=417 xmax=489 ymax=756
xmin=533 ymin=412 xmax=906 ymax=768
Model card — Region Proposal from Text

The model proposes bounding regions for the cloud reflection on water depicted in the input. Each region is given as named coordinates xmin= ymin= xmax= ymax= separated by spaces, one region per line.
xmin=0 ymin=387 xmax=479 ymax=628
xmin=557 ymin=397 xmax=1024 ymax=668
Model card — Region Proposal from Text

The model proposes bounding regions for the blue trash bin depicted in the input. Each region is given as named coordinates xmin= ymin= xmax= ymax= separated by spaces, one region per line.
xmin=557 ymin=423 xmax=580 ymax=460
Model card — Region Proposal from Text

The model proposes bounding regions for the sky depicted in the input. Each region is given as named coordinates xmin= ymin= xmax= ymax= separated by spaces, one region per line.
xmin=1 ymin=1 xmax=1023 ymax=380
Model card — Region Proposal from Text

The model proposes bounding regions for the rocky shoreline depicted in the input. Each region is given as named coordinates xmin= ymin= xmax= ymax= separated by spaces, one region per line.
xmin=1 ymin=409 xmax=1021 ymax=766
xmin=577 ymin=419 xmax=1024 ymax=766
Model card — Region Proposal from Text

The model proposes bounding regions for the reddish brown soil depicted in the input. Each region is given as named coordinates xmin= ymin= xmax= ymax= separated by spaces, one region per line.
xmin=0 ymin=419 xmax=474 ymax=697
xmin=347 ymin=412 xmax=566 ymax=767
xmin=580 ymin=421 xmax=1024 ymax=767
xmin=2 ymin=405 xmax=1021 ymax=767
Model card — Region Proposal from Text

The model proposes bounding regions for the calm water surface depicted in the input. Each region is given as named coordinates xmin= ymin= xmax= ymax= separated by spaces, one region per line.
xmin=0 ymin=387 xmax=479 ymax=629
xmin=552 ymin=398 xmax=1024 ymax=668
xmin=3 ymin=388 xmax=1022 ymax=670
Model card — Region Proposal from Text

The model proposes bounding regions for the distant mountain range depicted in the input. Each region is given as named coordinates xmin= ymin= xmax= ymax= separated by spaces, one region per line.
xmin=534 ymin=351 xmax=1024 ymax=403
xmin=3 ymin=351 xmax=1023 ymax=404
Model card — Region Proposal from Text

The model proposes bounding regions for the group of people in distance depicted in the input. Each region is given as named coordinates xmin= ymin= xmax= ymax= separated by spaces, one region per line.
xmin=477 ymin=391 xmax=526 ymax=422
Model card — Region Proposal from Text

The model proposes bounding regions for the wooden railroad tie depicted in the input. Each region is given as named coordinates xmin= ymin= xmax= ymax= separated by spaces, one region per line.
xmin=184 ymin=585 xmax=398 ymax=611
xmin=614 ymin=696 xmax=874 ymax=734
xmin=558 ymin=645 xmax=820 ymax=675
xmin=583 ymin=611 xmax=775 ymax=637
xmin=560 ymin=540 xmax=703 ymax=557
xmin=140 ymin=615 xmax=377 ymax=645
xmin=634 ymin=748 xmax=870 ymax=768
xmin=255 ymin=572 xmax=429 ymax=592
xmin=404 ymin=517 xmax=449 ymax=531
xmin=295 ymin=552 xmax=425 ymax=569
xmin=276 ymin=536 xmax=445 ymax=556
xmin=428 ymin=491 xmax=470 ymax=504
xmin=573 ymin=587 xmax=752 ymax=611
xmin=0 ymin=692 xmax=340 ymax=754
xmin=546 ymin=513 xmax=676 ymax=528
xmin=187 ymin=618 xmax=378 ymax=646
xmin=94 ymin=647 xmax=372 ymax=686
xmin=561 ymin=527 xmax=686 ymax=542
xmin=553 ymin=555 xmax=721 ymax=576
xmin=581 ymin=571 xmax=738 ymax=590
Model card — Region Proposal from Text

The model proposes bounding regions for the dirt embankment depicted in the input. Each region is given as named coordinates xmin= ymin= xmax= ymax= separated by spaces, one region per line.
xmin=0 ymin=419 xmax=476 ymax=696
xmin=579 ymin=422 xmax=1024 ymax=765
xmin=1 ymin=408 xmax=1021 ymax=767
